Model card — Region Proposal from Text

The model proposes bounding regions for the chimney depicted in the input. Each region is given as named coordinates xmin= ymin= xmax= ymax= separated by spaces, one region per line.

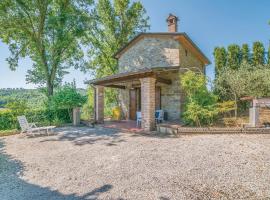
xmin=167 ymin=14 xmax=179 ymax=32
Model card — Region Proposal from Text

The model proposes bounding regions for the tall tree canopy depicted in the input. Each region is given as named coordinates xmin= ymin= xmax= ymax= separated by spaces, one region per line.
xmin=241 ymin=43 xmax=250 ymax=64
xmin=86 ymin=0 xmax=150 ymax=78
xmin=85 ymin=0 xmax=149 ymax=110
xmin=252 ymin=41 xmax=265 ymax=65
xmin=0 ymin=0 xmax=93 ymax=96
xmin=226 ymin=44 xmax=241 ymax=69
xmin=215 ymin=62 xmax=270 ymax=117
xmin=213 ymin=47 xmax=226 ymax=76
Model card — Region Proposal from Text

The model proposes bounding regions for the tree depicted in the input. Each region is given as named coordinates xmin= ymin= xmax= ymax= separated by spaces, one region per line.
xmin=85 ymin=0 xmax=149 ymax=112
xmin=181 ymin=71 xmax=218 ymax=126
xmin=215 ymin=62 xmax=270 ymax=117
xmin=86 ymin=0 xmax=149 ymax=78
xmin=0 ymin=0 xmax=93 ymax=96
xmin=215 ymin=68 xmax=247 ymax=118
xmin=241 ymin=43 xmax=250 ymax=63
xmin=213 ymin=47 xmax=226 ymax=76
xmin=227 ymin=44 xmax=241 ymax=69
xmin=252 ymin=41 xmax=265 ymax=65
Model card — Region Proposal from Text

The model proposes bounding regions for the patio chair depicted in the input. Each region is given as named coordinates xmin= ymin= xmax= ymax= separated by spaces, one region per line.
xmin=136 ymin=111 xmax=142 ymax=127
xmin=17 ymin=116 xmax=55 ymax=136
xmin=155 ymin=110 xmax=164 ymax=124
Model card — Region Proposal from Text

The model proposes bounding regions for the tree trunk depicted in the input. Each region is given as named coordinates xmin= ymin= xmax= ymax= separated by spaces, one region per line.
xmin=47 ymin=81 xmax=54 ymax=97
xmin=234 ymin=93 xmax=238 ymax=119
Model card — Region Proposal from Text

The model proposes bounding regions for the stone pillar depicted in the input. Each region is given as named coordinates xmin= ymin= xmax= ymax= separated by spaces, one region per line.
xmin=95 ymin=85 xmax=104 ymax=123
xmin=140 ymin=77 xmax=156 ymax=131
xmin=249 ymin=105 xmax=259 ymax=127
xmin=72 ymin=107 xmax=80 ymax=126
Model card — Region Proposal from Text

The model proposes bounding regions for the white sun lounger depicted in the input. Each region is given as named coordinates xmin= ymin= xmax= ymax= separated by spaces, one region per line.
xmin=17 ymin=116 xmax=55 ymax=136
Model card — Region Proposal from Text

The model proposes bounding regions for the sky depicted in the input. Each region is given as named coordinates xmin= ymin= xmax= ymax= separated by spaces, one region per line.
xmin=0 ymin=0 xmax=270 ymax=89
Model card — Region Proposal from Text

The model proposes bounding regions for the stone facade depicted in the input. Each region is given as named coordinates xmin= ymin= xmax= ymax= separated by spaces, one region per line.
xmin=118 ymin=35 xmax=204 ymax=122
xmin=140 ymin=77 xmax=156 ymax=130
xmin=118 ymin=36 xmax=180 ymax=73
xmin=179 ymin=43 xmax=204 ymax=71
xmin=160 ymin=72 xmax=182 ymax=121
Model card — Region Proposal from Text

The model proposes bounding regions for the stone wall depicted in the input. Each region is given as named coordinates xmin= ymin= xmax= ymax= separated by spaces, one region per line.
xmin=179 ymin=43 xmax=204 ymax=72
xmin=118 ymin=36 xmax=180 ymax=73
xmin=160 ymin=72 xmax=182 ymax=121
xmin=259 ymin=107 xmax=270 ymax=126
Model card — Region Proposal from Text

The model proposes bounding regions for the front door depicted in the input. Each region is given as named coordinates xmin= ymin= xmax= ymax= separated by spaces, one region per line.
xmin=129 ymin=89 xmax=137 ymax=120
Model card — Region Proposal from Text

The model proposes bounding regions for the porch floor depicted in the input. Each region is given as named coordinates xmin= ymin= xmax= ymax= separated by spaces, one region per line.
xmin=101 ymin=120 xmax=143 ymax=132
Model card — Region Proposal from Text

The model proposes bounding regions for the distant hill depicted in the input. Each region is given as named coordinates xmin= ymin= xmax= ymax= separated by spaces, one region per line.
xmin=0 ymin=88 xmax=47 ymax=108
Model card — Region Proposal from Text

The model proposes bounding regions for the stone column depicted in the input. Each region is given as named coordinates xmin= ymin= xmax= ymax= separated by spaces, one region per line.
xmin=72 ymin=107 xmax=80 ymax=126
xmin=95 ymin=85 xmax=104 ymax=123
xmin=140 ymin=77 xmax=156 ymax=131
xmin=249 ymin=105 xmax=259 ymax=127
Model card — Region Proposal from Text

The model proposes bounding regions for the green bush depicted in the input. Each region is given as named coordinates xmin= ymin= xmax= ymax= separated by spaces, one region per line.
xmin=50 ymin=83 xmax=87 ymax=121
xmin=0 ymin=108 xmax=71 ymax=131
xmin=181 ymin=71 xmax=219 ymax=126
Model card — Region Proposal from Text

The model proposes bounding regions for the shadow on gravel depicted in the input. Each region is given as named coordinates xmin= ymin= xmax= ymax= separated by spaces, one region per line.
xmin=0 ymin=139 xmax=117 ymax=200
xmin=40 ymin=127 xmax=126 ymax=146
xmin=130 ymin=131 xmax=178 ymax=139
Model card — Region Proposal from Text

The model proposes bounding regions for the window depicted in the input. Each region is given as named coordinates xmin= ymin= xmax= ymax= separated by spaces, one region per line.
xmin=185 ymin=49 xmax=188 ymax=56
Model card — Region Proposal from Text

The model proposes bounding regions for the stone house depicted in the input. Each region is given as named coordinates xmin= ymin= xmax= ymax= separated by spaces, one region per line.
xmin=87 ymin=14 xmax=210 ymax=131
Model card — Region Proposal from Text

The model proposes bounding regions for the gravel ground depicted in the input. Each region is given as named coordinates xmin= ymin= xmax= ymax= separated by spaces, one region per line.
xmin=0 ymin=126 xmax=270 ymax=200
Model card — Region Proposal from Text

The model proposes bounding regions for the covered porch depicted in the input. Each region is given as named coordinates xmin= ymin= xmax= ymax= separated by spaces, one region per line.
xmin=86 ymin=67 xmax=179 ymax=131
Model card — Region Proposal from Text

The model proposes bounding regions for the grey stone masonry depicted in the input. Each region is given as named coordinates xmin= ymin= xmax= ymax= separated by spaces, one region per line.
xmin=140 ymin=77 xmax=156 ymax=131
xmin=119 ymin=37 xmax=180 ymax=73
xmin=160 ymin=72 xmax=182 ymax=121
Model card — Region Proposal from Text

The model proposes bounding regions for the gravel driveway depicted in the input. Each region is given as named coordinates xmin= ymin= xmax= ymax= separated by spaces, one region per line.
xmin=0 ymin=126 xmax=270 ymax=200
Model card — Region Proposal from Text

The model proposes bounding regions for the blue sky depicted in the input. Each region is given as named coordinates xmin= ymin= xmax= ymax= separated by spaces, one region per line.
xmin=0 ymin=0 xmax=269 ymax=89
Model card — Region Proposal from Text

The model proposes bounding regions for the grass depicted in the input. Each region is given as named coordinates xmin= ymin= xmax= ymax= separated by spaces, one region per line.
xmin=0 ymin=129 xmax=19 ymax=137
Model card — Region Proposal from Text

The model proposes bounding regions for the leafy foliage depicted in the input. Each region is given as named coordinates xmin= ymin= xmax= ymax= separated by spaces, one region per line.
xmin=213 ymin=47 xmax=226 ymax=76
xmin=51 ymin=84 xmax=87 ymax=110
xmin=0 ymin=108 xmax=70 ymax=130
xmin=252 ymin=41 xmax=265 ymax=65
xmin=0 ymin=88 xmax=47 ymax=109
xmin=86 ymin=0 xmax=149 ymax=77
xmin=227 ymin=44 xmax=241 ymax=69
xmin=215 ymin=62 xmax=270 ymax=117
xmin=241 ymin=44 xmax=250 ymax=63
xmin=217 ymin=100 xmax=236 ymax=118
xmin=0 ymin=0 xmax=93 ymax=96
xmin=85 ymin=0 xmax=149 ymax=112
xmin=81 ymin=86 xmax=94 ymax=120
xmin=181 ymin=71 xmax=218 ymax=126
xmin=0 ymin=85 xmax=86 ymax=130
xmin=50 ymin=83 xmax=87 ymax=120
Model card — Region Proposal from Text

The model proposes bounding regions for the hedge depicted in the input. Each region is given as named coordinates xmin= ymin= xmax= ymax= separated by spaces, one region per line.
xmin=0 ymin=108 xmax=71 ymax=130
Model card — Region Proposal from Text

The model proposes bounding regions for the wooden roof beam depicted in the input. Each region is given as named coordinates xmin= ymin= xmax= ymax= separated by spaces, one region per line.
xmin=105 ymin=85 xmax=126 ymax=89
xmin=156 ymin=77 xmax=172 ymax=85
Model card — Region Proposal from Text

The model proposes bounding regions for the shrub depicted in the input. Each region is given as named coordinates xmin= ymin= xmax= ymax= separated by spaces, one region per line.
xmin=50 ymin=83 xmax=87 ymax=121
xmin=181 ymin=71 xmax=219 ymax=126
xmin=0 ymin=108 xmax=71 ymax=131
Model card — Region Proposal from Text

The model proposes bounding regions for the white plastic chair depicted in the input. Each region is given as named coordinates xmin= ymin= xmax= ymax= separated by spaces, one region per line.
xmin=136 ymin=111 xmax=142 ymax=127
xmin=155 ymin=110 xmax=164 ymax=124
xmin=17 ymin=116 xmax=55 ymax=136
